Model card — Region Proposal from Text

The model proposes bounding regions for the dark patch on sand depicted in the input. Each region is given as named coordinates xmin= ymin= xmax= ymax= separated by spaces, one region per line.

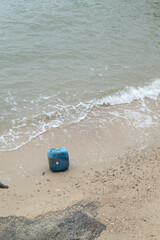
xmin=0 ymin=201 xmax=106 ymax=240
xmin=0 ymin=181 xmax=9 ymax=189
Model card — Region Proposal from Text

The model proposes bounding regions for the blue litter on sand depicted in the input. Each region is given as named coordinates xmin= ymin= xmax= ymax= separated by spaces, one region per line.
xmin=48 ymin=148 xmax=69 ymax=172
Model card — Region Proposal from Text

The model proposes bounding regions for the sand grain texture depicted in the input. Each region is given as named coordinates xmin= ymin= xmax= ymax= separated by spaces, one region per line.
xmin=0 ymin=137 xmax=160 ymax=239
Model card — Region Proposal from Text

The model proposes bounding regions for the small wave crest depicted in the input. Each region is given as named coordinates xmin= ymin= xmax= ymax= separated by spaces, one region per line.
xmin=91 ymin=78 xmax=160 ymax=107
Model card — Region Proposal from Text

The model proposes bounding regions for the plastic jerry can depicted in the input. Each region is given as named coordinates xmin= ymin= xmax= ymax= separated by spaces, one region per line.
xmin=48 ymin=147 xmax=69 ymax=172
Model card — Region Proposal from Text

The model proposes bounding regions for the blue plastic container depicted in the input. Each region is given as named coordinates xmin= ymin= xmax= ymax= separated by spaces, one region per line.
xmin=48 ymin=148 xmax=69 ymax=172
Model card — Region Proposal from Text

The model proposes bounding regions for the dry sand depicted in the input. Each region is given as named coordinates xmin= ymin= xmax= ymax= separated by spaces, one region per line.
xmin=0 ymin=133 xmax=160 ymax=239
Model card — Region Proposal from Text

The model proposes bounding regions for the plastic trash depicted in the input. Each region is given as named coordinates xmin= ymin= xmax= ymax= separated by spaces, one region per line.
xmin=48 ymin=147 xmax=69 ymax=172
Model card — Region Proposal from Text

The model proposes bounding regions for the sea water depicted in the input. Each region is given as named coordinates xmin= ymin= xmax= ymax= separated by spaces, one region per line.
xmin=0 ymin=0 xmax=160 ymax=151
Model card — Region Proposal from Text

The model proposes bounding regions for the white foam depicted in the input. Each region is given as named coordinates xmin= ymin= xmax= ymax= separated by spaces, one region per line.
xmin=5 ymin=91 xmax=17 ymax=106
xmin=90 ymin=67 xmax=95 ymax=71
xmin=92 ymin=78 xmax=160 ymax=107
xmin=0 ymin=79 xmax=160 ymax=152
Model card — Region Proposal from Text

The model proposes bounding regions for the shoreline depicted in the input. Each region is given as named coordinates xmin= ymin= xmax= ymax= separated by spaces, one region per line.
xmin=1 ymin=96 xmax=160 ymax=152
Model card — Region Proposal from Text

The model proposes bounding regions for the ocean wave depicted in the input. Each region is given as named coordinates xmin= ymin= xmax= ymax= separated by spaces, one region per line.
xmin=91 ymin=78 xmax=160 ymax=107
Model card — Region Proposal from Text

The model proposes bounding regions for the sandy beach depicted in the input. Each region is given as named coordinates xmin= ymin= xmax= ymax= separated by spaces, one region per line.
xmin=1 ymin=1 xmax=160 ymax=239
xmin=1 ymin=121 xmax=160 ymax=239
